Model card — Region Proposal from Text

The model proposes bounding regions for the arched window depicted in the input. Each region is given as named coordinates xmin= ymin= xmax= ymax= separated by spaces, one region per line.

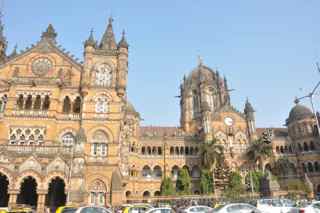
xmin=152 ymin=147 xmax=157 ymax=155
xmin=153 ymin=166 xmax=162 ymax=178
xmin=91 ymin=130 xmax=108 ymax=157
xmin=25 ymin=95 xmax=33 ymax=110
xmin=95 ymin=64 xmax=112 ymax=87
xmin=170 ymin=147 xmax=174 ymax=155
xmin=125 ymin=191 xmax=132 ymax=198
xmin=73 ymin=96 xmax=81 ymax=113
xmin=141 ymin=147 xmax=146 ymax=155
xmin=191 ymin=166 xmax=200 ymax=178
xmin=147 ymin=147 xmax=152 ymax=155
xmin=280 ymin=146 xmax=284 ymax=153
xmin=62 ymin=96 xmax=71 ymax=113
xmin=310 ymin=141 xmax=315 ymax=151
xmin=34 ymin=95 xmax=41 ymax=110
xmin=308 ymin=162 xmax=314 ymax=173
xmin=17 ymin=95 xmax=24 ymax=110
xmin=284 ymin=146 xmax=288 ymax=153
xmin=304 ymin=142 xmax=309 ymax=152
xmin=194 ymin=147 xmax=199 ymax=154
xmin=276 ymin=146 xmax=280 ymax=153
xmin=95 ymin=96 xmax=108 ymax=113
xmin=61 ymin=132 xmax=75 ymax=146
xmin=185 ymin=147 xmax=189 ymax=155
xmin=192 ymin=90 xmax=199 ymax=117
xmin=315 ymin=162 xmax=320 ymax=172
xmin=89 ymin=179 xmax=107 ymax=206
xmin=142 ymin=166 xmax=152 ymax=178
xmin=180 ymin=147 xmax=184 ymax=155
xmin=175 ymin=147 xmax=179 ymax=155
xmin=157 ymin=147 xmax=162 ymax=155
xmin=298 ymin=143 xmax=303 ymax=152
xmin=42 ymin=95 xmax=50 ymax=110
xmin=190 ymin=147 xmax=194 ymax=155
xmin=171 ymin=166 xmax=179 ymax=179
xmin=154 ymin=191 xmax=161 ymax=197
xmin=289 ymin=145 xmax=293 ymax=153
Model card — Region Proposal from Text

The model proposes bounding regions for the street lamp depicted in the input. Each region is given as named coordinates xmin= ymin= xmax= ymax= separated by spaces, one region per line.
xmin=295 ymin=65 xmax=320 ymax=138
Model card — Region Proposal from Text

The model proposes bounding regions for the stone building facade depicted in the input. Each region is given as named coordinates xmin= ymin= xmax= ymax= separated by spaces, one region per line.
xmin=0 ymin=17 xmax=319 ymax=212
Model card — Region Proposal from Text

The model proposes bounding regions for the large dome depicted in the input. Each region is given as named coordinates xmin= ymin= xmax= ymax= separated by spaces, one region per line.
xmin=287 ymin=104 xmax=313 ymax=124
xmin=184 ymin=64 xmax=219 ymax=88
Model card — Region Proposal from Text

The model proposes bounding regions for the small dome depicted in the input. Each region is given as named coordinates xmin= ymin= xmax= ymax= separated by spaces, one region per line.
xmin=287 ymin=104 xmax=313 ymax=123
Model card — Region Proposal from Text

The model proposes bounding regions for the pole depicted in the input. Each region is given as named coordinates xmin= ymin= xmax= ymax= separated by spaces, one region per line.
xmin=309 ymin=96 xmax=320 ymax=137
xmin=67 ymin=144 xmax=74 ymax=204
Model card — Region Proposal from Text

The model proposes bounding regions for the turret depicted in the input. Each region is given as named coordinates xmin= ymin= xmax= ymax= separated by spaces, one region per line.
xmin=0 ymin=14 xmax=7 ymax=64
xmin=117 ymin=30 xmax=129 ymax=97
xmin=224 ymin=76 xmax=231 ymax=105
xmin=244 ymin=98 xmax=256 ymax=139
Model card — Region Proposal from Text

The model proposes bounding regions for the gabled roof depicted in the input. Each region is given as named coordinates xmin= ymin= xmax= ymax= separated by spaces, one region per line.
xmin=2 ymin=25 xmax=83 ymax=70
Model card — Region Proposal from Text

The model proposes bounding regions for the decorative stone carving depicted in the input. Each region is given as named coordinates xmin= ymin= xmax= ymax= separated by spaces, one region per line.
xmin=47 ymin=157 xmax=68 ymax=174
xmin=72 ymin=158 xmax=84 ymax=175
xmin=19 ymin=156 xmax=42 ymax=174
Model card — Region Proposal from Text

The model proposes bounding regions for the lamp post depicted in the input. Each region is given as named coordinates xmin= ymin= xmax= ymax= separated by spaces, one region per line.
xmin=295 ymin=82 xmax=320 ymax=138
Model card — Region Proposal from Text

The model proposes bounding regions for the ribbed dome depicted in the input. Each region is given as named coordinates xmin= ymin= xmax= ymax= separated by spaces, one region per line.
xmin=184 ymin=64 xmax=218 ymax=88
xmin=287 ymin=104 xmax=313 ymax=123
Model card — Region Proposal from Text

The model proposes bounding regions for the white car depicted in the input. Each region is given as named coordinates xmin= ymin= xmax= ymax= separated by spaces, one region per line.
xmin=74 ymin=206 xmax=113 ymax=213
xmin=212 ymin=203 xmax=262 ymax=213
xmin=256 ymin=199 xmax=295 ymax=213
xmin=145 ymin=207 xmax=174 ymax=213
xmin=293 ymin=201 xmax=320 ymax=213
xmin=183 ymin=205 xmax=213 ymax=213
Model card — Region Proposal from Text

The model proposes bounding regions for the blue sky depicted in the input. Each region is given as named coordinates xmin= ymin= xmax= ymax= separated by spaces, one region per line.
xmin=4 ymin=0 xmax=320 ymax=127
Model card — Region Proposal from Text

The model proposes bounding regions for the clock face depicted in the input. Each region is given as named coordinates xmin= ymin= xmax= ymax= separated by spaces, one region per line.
xmin=31 ymin=57 xmax=53 ymax=76
xmin=224 ymin=117 xmax=234 ymax=126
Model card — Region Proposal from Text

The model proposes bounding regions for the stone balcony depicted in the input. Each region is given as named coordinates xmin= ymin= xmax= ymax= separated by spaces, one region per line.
xmin=12 ymin=110 xmax=49 ymax=117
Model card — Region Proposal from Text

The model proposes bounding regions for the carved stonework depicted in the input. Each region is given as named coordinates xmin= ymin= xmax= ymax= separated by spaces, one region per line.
xmin=19 ymin=156 xmax=42 ymax=174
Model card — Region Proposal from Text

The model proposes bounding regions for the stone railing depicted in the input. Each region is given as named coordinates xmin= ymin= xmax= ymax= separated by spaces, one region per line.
xmin=0 ymin=144 xmax=73 ymax=157
xmin=59 ymin=113 xmax=81 ymax=120
xmin=12 ymin=110 xmax=49 ymax=117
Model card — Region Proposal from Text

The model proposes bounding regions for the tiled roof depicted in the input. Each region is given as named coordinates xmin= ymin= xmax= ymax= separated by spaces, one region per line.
xmin=140 ymin=126 xmax=183 ymax=138
xmin=256 ymin=127 xmax=288 ymax=137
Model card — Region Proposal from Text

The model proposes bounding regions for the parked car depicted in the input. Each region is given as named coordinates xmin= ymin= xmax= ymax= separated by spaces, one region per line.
xmin=256 ymin=199 xmax=295 ymax=213
xmin=56 ymin=206 xmax=78 ymax=213
xmin=74 ymin=206 xmax=112 ymax=213
xmin=145 ymin=207 xmax=174 ymax=213
xmin=212 ymin=203 xmax=262 ymax=213
xmin=123 ymin=204 xmax=153 ymax=213
xmin=291 ymin=201 xmax=320 ymax=213
xmin=183 ymin=205 xmax=213 ymax=213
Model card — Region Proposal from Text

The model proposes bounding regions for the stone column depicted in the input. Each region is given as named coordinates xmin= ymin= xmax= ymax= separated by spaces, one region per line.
xmin=8 ymin=189 xmax=19 ymax=209
xmin=37 ymin=190 xmax=47 ymax=213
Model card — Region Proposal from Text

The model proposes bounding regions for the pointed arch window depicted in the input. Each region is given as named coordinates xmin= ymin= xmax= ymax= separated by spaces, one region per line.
xmin=62 ymin=96 xmax=71 ymax=113
xmin=73 ymin=96 xmax=81 ymax=113
xmin=25 ymin=95 xmax=33 ymax=110
xmin=34 ymin=95 xmax=41 ymax=110
xmin=42 ymin=95 xmax=50 ymax=110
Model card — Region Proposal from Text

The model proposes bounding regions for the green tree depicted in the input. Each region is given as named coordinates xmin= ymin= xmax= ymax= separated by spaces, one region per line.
xmin=200 ymin=169 xmax=213 ymax=194
xmin=272 ymin=157 xmax=296 ymax=177
xmin=200 ymin=138 xmax=224 ymax=190
xmin=223 ymin=171 xmax=245 ymax=200
xmin=176 ymin=168 xmax=191 ymax=195
xmin=246 ymin=138 xmax=273 ymax=171
xmin=245 ymin=170 xmax=264 ymax=192
xmin=160 ymin=177 xmax=175 ymax=196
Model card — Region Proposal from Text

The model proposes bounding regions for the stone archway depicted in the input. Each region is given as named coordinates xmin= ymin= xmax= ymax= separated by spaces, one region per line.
xmin=45 ymin=177 xmax=66 ymax=212
xmin=17 ymin=176 xmax=38 ymax=208
xmin=0 ymin=172 xmax=9 ymax=207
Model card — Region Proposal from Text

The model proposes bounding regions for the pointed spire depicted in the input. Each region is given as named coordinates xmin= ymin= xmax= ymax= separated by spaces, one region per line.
xmin=198 ymin=55 xmax=203 ymax=67
xmin=245 ymin=98 xmax=255 ymax=113
xmin=118 ymin=30 xmax=128 ymax=49
xmin=10 ymin=44 xmax=17 ymax=57
xmin=41 ymin=24 xmax=57 ymax=41
xmin=100 ymin=16 xmax=117 ymax=50
xmin=84 ymin=28 xmax=96 ymax=48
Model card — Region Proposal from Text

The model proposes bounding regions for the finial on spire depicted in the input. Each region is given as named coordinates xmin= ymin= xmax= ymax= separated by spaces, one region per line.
xmin=41 ymin=24 xmax=57 ymax=41
xmin=294 ymin=97 xmax=300 ymax=104
xmin=108 ymin=16 xmax=114 ymax=25
xmin=84 ymin=28 xmax=96 ymax=48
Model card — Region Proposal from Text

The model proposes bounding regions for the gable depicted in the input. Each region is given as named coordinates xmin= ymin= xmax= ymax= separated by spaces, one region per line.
xmin=0 ymin=38 xmax=82 ymax=86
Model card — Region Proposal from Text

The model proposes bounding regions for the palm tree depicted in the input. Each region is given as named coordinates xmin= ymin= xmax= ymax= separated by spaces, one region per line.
xmin=200 ymin=138 xmax=224 ymax=191
xmin=246 ymin=138 xmax=273 ymax=172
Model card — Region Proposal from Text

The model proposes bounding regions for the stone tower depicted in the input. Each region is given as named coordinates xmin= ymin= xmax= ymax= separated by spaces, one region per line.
xmin=180 ymin=59 xmax=231 ymax=138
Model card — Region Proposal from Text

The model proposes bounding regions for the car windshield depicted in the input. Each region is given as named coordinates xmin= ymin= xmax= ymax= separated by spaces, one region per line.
xmin=62 ymin=208 xmax=78 ymax=213
xmin=213 ymin=205 xmax=225 ymax=212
